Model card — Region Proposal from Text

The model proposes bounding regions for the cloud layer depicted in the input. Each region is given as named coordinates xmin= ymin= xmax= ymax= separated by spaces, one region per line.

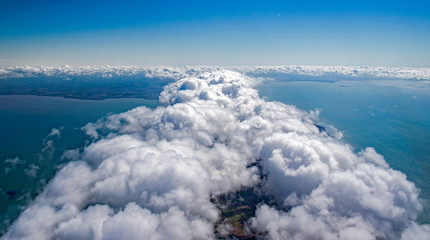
xmin=2 ymin=71 xmax=429 ymax=239
xmin=1 ymin=65 xmax=430 ymax=80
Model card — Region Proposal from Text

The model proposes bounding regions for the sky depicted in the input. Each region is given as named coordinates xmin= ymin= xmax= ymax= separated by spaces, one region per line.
xmin=0 ymin=0 xmax=429 ymax=67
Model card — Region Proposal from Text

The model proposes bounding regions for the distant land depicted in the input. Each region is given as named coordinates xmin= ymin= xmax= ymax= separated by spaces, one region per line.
xmin=1 ymin=65 xmax=429 ymax=100
xmin=0 ymin=76 xmax=174 ymax=100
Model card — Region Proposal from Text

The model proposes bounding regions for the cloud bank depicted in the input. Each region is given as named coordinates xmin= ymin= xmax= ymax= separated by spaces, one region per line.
xmin=1 ymin=65 xmax=430 ymax=80
xmin=2 ymin=71 xmax=429 ymax=239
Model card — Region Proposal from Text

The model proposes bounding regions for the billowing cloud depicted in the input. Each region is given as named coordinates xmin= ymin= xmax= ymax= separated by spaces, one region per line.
xmin=2 ymin=71 xmax=429 ymax=239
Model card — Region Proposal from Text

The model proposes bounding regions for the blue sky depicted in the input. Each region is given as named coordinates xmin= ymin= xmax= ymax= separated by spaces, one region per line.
xmin=0 ymin=0 xmax=429 ymax=66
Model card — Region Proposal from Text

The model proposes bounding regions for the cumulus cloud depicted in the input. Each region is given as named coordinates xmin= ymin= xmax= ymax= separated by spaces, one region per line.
xmin=2 ymin=70 xmax=429 ymax=239
xmin=0 ymin=65 xmax=204 ymax=80
xmin=401 ymin=222 xmax=430 ymax=240
xmin=1 ymin=65 xmax=430 ymax=81
xmin=233 ymin=65 xmax=430 ymax=80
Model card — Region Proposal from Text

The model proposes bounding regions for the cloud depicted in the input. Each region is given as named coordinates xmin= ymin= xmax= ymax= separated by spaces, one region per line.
xmin=2 ymin=70 xmax=429 ymax=239
xmin=48 ymin=127 xmax=63 ymax=138
xmin=233 ymin=65 xmax=430 ymax=80
xmin=0 ymin=66 xmax=200 ymax=80
xmin=1 ymin=65 xmax=430 ymax=81
xmin=401 ymin=222 xmax=430 ymax=240
xmin=4 ymin=157 xmax=25 ymax=166
xmin=3 ymin=157 xmax=25 ymax=175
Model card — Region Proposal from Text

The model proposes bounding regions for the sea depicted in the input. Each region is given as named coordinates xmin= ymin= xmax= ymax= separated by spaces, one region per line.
xmin=0 ymin=77 xmax=429 ymax=233
xmin=256 ymin=79 xmax=430 ymax=224
xmin=0 ymin=95 xmax=159 ymax=233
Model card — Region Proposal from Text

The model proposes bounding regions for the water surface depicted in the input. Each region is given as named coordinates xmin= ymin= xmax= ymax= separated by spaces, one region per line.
xmin=0 ymin=95 xmax=159 ymax=233
xmin=257 ymin=79 xmax=430 ymax=223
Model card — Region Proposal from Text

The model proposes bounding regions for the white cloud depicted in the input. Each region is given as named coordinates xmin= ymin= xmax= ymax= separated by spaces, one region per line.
xmin=2 ymin=70 xmax=429 ymax=239
xmin=48 ymin=127 xmax=62 ymax=138
xmin=3 ymin=157 xmax=26 ymax=175
xmin=233 ymin=65 xmax=430 ymax=80
xmin=1 ymin=65 xmax=430 ymax=80
xmin=401 ymin=222 xmax=430 ymax=240
xmin=4 ymin=157 xmax=25 ymax=166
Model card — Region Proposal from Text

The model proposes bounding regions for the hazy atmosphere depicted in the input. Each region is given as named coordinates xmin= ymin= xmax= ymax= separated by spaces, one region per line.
xmin=1 ymin=0 xmax=430 ymax=66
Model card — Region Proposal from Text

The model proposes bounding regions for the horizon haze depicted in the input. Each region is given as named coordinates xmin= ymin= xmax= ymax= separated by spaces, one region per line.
xmin=1 ymin=0 xmax=429 ymax=67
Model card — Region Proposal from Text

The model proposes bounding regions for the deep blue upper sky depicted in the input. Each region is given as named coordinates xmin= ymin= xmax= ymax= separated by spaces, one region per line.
xmin=1 ymin=0 xmax=429 ymax=66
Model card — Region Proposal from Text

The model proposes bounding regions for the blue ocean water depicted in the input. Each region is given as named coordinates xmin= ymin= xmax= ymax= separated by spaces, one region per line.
xmin=256 ymin=80 xmax=430 ymax=223
xmin=1 ymin=77 xmax=429 ymax=234
xmin=0 ymin=95 xmax=159 ymax=233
